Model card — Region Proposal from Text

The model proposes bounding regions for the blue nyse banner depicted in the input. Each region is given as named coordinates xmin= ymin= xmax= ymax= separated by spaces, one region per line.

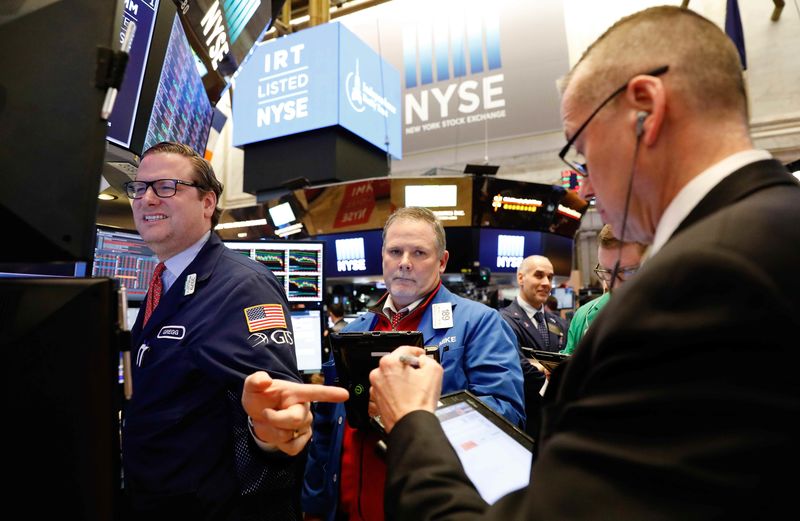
xmin=233 ymin=22 xmax=402 ymax=158
xmin=337 ymin=26 xmax=402 ymax=158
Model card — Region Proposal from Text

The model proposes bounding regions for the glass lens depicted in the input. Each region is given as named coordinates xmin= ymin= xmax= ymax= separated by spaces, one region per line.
xmin=125 ymin=181 xmax=145 ymax=199
xmin=153 ymin=179 xmax=178 ymax=197
xmin=563 ymin=146 xmax=587 ymax=176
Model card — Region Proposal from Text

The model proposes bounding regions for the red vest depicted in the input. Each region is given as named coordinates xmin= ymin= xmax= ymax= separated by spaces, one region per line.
xmin=338 ymin=283 xmax=440 ymax=521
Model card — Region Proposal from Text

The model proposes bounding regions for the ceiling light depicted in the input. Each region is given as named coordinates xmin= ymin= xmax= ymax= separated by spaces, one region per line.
xmin=98 ymin=193 xmax=118 ymax=201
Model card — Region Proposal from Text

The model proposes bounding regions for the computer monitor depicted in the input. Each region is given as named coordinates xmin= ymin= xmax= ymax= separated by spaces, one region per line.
xmin=289 ymin=309 xmax=323 ymax=373
xmin=552 ymin=287 xmax=575 ymax=310
xmin=106 ymin=0 xmax=163 ymax=150
xmin=1 ymin=277 xmax=121 ymax=519
xmin=141 ymin=13 xmax=214 ymax=155
xmin=1 ymin=0 xmax=117 ymax=262
xmin=0 ymin=262 xmax=87 ymax=278
xmin=223 ymin=240 xmax=324 ymax=303
xmin=92 ymin=226 xmax=160 ymax=302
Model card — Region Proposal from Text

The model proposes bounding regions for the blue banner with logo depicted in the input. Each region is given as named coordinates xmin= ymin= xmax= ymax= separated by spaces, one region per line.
xmin=233 ymin=22 xmax=402 ymax=158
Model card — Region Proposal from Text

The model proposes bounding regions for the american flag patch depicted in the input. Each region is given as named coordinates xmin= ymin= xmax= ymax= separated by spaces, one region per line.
xmin=243 ymin=304 xmax=287 ymax=333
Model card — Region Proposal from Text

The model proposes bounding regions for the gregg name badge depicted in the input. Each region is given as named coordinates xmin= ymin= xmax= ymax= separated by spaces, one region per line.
xmin=432 ymin=302 xmax=454 ymax=329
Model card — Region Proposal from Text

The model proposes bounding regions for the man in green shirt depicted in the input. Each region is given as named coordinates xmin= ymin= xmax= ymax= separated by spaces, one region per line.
xmin=562 ymin=224 xmax=646 ymax=354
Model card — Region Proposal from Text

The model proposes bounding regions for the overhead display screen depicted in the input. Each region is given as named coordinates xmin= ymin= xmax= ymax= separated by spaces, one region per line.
xmin=106 ymin=0 xmax=161 ymax=149
xmin=143 ymin=14 xmax=214 ymax=155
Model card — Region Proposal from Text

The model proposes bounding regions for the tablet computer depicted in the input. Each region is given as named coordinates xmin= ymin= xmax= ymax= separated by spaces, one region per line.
xmin=435 ymin=390 xmax=534 ymax=504
xmin=330 ymin=331 xmax=424 ymax=429
xmin=522 ymin=348 xmax=570 ymax=372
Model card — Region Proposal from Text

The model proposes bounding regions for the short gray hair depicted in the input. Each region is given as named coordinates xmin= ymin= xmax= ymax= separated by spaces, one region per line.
xmin=382 ymin=207 xmax=446 ymax=258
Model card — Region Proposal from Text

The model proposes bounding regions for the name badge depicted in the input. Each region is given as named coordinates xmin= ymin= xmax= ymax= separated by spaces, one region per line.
xmin=432 ymin=302 xmax=454 ymax=329
xmin=184 ymin=273 xmax=197 ymax=296
xmin=547 ymin=322 xmax=563 ymax=336
xmin=157 ymin=325 xmax=186 ymax=340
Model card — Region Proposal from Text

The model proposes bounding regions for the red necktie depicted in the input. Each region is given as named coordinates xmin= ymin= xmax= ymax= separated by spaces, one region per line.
xmin=143 ymin=262 xmax=166 ymax=326
xmin=391 ymin=309 xmax=409 ymax=330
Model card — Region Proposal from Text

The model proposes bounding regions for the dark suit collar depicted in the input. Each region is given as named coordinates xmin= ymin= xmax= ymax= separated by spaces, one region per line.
xmin=673 ymin=159 xmax=791 ymax=238
xmin=133 ymin=233 xmax=223 ymax=339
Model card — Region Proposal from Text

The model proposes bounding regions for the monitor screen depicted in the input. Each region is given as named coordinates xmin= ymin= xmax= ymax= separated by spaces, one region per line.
xmin=1 ymin=0 xmax=116 ymax=262
xmin=269 ymin=202 xmax=297 ymax=227
xmin=106 ymin=0 xmax=162 ymax=149
xmin=316 ymin=230 xmax=383 ymax=277
xmin=142 ymin=14 xmax=214 ymax=155
xmin=0 ymin=262 xmax=87 ymax=278
xmin=289 ymin=309 xmax=323 ymax=373
xmin=92 ymin=227 xmax=160 ymax=302
xmin=472 ymin=177 xmax=588 ymax=238
xmin=223 ymin=240 xmax=324 ymax=302
xmin=552 ymin=287 xmax=575 ymax=309
xmin=174 ymin=0 xmax=283 ymax=103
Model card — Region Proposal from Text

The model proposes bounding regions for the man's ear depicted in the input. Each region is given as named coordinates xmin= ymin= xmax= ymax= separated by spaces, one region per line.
xmin=203 ymin=191 xmax=216 ymax=219
xmin=626 ymin=74 xmax=666 ymax=146
xmin=439 ymin=250 xmax=450 ymax=274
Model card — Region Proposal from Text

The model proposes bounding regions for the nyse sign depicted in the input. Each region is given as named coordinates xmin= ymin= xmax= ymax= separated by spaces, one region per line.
xmin=256 ymin=44 xmax=309 ymax=126
xmin=232 ymin=23 xmax=400 ymax=156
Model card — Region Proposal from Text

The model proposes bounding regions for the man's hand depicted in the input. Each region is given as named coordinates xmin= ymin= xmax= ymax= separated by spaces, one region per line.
xmin=529 ymin=358 xmax=551 ymax=379
xmin=242 ymin=371 xmax=349 ymax=456
xmin=369 ymin=345 xmax=443 ymax=433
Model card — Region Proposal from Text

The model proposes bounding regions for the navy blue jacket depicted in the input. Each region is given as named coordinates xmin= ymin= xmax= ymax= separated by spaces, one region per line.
xmin=123 ymin=234 xmax=303 ymax=520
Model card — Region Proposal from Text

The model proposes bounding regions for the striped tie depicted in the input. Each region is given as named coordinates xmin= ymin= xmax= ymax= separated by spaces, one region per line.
xmin=143 ymin=262 xmax=166 ymax=326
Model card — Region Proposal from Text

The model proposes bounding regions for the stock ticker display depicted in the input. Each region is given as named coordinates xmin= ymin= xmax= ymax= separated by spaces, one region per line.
xmin=224 ymin=241 xmax=324 ymax=302
xmin=92 ymin=228 xmax=159 ymax=301
xmin=143 ymin=15 xmax=213 ymax=155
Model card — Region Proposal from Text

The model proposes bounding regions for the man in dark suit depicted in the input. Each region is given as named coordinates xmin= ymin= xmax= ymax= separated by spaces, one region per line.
xmin=499 ymin=255 xmax=565 ymax=437
xmin=500 ymin=255 xmax=565 ymax=353
xmin=369 ymin=6 xmax=800 ymax=520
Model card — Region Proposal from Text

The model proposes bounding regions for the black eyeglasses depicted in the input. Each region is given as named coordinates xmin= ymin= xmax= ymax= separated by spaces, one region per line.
xmin=593 ymin=263 xmax=640 ymax=283
xmin=559 ymin=65 xmax=669 ymax=177
xmin=124 ymin=179 xmax=202 ymax=199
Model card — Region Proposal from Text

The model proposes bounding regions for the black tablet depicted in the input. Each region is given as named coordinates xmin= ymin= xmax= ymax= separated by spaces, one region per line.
xmin=522 ymin=347 xmax=570 ymax=372
xmin=330 ymin=331 xmax=424 ymax=429
xmin=436 ymin=390 xmax=534 ymax=504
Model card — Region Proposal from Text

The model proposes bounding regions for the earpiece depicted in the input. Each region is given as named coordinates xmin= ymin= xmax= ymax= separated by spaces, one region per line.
xmin=636 ymin=111 xmax=649 ymax=137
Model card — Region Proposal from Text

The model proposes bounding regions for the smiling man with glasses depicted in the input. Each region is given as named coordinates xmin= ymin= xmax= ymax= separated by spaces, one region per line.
xmin=120 ymin=141 xmax=326 ymax=520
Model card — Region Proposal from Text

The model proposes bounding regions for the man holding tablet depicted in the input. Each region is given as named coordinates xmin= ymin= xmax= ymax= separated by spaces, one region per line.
xmin=368 ymin=6 xmax=800 ymax=520
xmin=302 ymin=207 xmax=524 ymax=521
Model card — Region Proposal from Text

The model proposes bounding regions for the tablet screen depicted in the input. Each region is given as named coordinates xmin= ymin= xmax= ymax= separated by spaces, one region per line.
xmin=435 ymin=394 xmax=532 ymax=504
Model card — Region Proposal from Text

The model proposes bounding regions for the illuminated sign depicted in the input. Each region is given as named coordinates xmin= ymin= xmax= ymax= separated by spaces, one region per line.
xmin=336 ymin=237 xmax=367 ymax=272
xmin=233 ymin=22 xmax=402 ymax=158
xmin=405 ymin=185 xmax=458 ymax=207
xmin=492 ymin=194 xmax=542 ymax=213
xmin=496 ymin=234 xmax=524 ymax=269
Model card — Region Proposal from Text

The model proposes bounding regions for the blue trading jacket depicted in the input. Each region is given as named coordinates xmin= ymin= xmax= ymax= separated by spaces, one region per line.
xmin=123 ymin=234 xmax=303 ymax=516
xmin=301 ymin=284 xmax=524 ymax=520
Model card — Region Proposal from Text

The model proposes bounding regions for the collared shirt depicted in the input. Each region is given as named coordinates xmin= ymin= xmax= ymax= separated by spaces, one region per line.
xmin=382 ymin=294 xmax=425 ymax=319
xmin=161 ymin=230 xmax=211 ymax=292
xmin=649 ymin=149 xmax=772 ymax=258
xmin=515 ymin=294 xmax=546 ymax=328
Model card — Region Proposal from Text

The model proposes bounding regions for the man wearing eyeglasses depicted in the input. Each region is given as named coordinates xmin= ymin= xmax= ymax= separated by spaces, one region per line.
xmin=369 ymin=6 xmax=800 ymax=520
xmin=561 ymin=224 xmax=645 ymax=355
xmin=121 ymin=142 xmax=335 ymax=520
